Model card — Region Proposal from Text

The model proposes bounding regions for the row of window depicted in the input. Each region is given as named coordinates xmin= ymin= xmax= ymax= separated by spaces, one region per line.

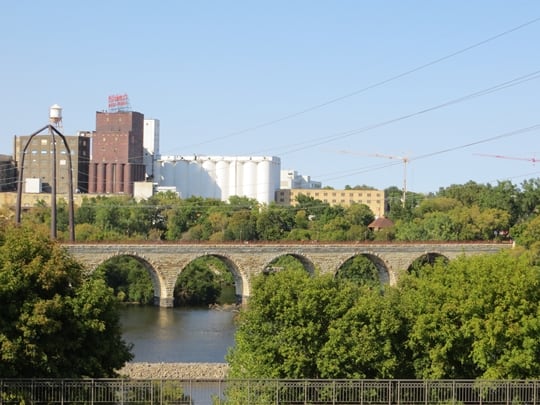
xmin=29 ymin=149 xmax=84 ymax=156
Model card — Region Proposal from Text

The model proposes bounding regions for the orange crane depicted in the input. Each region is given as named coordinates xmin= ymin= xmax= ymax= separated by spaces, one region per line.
xmin=338 ymin=150 xmax=409 ymax=207
xmin=474 ymin=153 xmax=538 ymax=165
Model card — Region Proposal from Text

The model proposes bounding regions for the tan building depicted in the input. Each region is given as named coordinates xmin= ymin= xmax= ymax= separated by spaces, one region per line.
xmin=13 ymin=132 xmax=91 ymax=194
xmin=275 ymin=188 xmax=386 ymax=217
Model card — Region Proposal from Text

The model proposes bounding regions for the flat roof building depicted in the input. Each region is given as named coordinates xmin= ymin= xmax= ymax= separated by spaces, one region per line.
xmin=88 ymin=111 xmax=146 ymax=195
xmin=275 ymin=188 xmax=386 ymax=218
xmin=13 ymin=132 xmax=91 ymax=194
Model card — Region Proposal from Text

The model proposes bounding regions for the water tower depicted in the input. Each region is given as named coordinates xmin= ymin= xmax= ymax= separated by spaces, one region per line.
xmin=49 ymin=104 xmax=63 ymax=129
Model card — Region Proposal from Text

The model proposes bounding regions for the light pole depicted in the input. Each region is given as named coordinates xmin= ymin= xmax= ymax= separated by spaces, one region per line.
xmin=15 ymin=124 xmax=75 ymax=241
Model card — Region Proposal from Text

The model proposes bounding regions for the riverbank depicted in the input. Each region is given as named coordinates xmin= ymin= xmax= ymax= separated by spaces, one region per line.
xmin=118 ymin=363 xmax=229 ymax=379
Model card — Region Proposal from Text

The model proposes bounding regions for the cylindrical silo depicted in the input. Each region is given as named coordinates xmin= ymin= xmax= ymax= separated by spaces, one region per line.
xmin=188 ymin=159 xmax=203 ymax=197
xmin=257 ymin=158 xmax=272 ymax=204
xmin=216 ymin=159 xmax=229 ymax=201
xmin=202 ymin=158 xmax=217 ymax=198
xmin=242 ymin=159 xmax=257 ymax=199
xmin=229 ymin=159 xmax=240 ymax=198
xmin=176 ymin=158 xmax=190 ymax=198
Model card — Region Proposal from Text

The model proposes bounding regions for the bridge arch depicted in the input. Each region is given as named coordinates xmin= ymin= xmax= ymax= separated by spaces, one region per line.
xmin=177 ymin=253 xmax=248 ymax=303
xmin=407 ymin=252 xmax=449 ymax=274
xmin=262 ymin=253 xmax=316 ymax=276
xmin=64 ymin=242 xmax=511 ymax=307
xmin=92 ymin=253 xmax=167 ymax=306
xmin=336 ymin=253 xmax=390 ymax=285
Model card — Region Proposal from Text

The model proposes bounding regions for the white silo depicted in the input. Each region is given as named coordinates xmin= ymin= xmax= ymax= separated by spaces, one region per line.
xmin=257 ymin=158 xmax=272 ymax=204
xmin=242 ymin=159 xmax=257 ymax=199
xmin=202 ymin=157 xmax=217 ymax=198
xmin=176 ymin=157 xmax=190 ymax=198
xmin=216 ymin=159 xmax=229 ymax=201
xmin=188 ymin=158 xmax=203 ymax=197
xmin=159 ymin=159 xmax=172 ymax=185
xmin=228 ymin=158 xmax=240 ymax=198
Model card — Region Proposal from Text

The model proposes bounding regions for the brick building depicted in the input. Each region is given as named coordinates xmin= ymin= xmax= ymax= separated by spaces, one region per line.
xmin=13 ymin=132 xmax=91 ymax=194
xmin=88 ymin=111 xmax=146 ymax=195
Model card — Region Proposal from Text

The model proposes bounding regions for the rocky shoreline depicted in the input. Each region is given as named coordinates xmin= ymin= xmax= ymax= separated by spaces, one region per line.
xmin=118 ymin=362 xmax=229 ymax=379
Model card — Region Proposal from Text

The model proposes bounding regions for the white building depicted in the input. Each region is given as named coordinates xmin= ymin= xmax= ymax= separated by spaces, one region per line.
xmin=157 ymin=155 xmax=281 ymax=205
xmin=280 ymin=169 xmax=322 ymax=189
xmin=143 ymin=119 xmax=160 ymax=180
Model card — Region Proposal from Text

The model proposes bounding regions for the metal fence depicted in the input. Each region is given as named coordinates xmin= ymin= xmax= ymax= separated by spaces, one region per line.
xmin=1 ymin=379 xmax=539 ymax=405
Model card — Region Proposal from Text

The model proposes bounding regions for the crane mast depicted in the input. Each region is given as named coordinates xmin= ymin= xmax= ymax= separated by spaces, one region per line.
xmin=338 ymin=150 xmax=409 ymax=207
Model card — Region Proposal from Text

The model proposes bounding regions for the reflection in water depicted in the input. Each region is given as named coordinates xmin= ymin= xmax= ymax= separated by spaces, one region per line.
xmin=120 ymin=306 xmax=237 ymax=363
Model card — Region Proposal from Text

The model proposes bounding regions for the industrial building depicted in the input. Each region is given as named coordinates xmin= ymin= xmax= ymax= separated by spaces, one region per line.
xmin=280 ymin=169 xmax=321 ymax=189
xmin=13 ymin=131 xmax=91 ymax=194
xmin=0 ymin=154 xmax=16 ymax=192
xmin=143 ymin=119 xmax=160 ymax=181
xmin=88 ymin=110 xmax=146 ymax=195
xmin=157 ymin=155 xmax=281 ymax=205
xmin=275 ymin=188 xmax=386 ymax=217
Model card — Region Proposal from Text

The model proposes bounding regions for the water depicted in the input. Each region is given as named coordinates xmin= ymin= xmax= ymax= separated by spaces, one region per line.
xmin=119 ymin=305 xmax=237 ymax=363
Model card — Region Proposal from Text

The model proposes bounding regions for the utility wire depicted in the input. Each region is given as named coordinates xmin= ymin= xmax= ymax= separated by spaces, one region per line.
xmin=263 ymin=69 xmax=540 ymax=157
xmin=168 ymin=16 xmax=540 ymax=153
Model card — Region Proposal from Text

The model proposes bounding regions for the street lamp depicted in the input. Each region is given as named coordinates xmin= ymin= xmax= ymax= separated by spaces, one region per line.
xmin=15 ymin=119 xmax=75 ymax=241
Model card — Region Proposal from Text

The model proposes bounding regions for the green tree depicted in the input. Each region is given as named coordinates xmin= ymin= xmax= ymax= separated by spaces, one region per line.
xmin=227 ymin=269 xmax=360 ymax=379
xmin=94 ymin=256 xmax=154 ymax=305
xmin=174 ymin=257 xmax=232 ymax=306
xmin=0 ymin=225 xmax=133 ymax=378
xmin=317 ymin=286 xmax=410 ymax=378
xmin=336 ymin=256 xmax=381 ymax=287
xmin=400 ymin=251 xmax=540 ymax=379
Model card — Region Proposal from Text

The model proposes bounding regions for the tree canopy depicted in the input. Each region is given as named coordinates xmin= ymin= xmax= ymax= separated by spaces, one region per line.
xmin=0 ymin=225 xmax=133 ymax=378
xmin=227 ymin=250 xmax=540 ymax=380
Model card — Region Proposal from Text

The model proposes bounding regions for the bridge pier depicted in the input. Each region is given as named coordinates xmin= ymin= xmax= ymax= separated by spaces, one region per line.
xmin=156 ymin=296 xmax=174 ymax=308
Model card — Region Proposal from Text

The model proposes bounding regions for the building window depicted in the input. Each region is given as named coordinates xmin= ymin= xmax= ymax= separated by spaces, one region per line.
xmin=41 ymin=139 xmax=48 ymax=145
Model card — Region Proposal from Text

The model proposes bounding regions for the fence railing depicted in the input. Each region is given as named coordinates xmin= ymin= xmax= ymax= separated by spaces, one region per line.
xmin=1 ymin=379 xmax=539 ymax=405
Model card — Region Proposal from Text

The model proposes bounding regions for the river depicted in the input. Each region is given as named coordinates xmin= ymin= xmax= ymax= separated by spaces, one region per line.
xmin=119 ymin=305 xmax=237 ymax=363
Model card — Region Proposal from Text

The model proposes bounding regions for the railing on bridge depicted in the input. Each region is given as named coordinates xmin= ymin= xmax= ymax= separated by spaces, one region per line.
xmin=1 ymin=379 xmax=539 ymax=405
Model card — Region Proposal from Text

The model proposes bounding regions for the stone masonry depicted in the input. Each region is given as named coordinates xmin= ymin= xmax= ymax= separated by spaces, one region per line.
xmin=63 ymin=242 xmax=511 ymax=307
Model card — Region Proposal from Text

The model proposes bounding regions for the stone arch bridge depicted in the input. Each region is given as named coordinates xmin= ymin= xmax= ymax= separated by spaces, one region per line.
xmin=63 ymin=242 xmax=510 ymax=307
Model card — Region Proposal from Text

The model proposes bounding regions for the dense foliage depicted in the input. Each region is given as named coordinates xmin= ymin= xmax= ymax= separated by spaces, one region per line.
xmin=15 ymin=177 xmax=540 ymax=244
xmin=227 ymin=250 xmax=540 ymax=380
xmin=174 ymin=256 xmax=235 ymax=306
xmin=0 ymin=225 xmax=133 ymax=378
xmin=94 ymin=256 xmax=154 ymax=305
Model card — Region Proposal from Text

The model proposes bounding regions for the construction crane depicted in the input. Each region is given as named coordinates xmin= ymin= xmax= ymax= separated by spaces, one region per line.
xmin=338 ymin=150 xmax=409 ymax=207
xmin=370 ymin=153 xmax=409 ymax=208
xmin=473 ymin=153 xmax=538 ymax=165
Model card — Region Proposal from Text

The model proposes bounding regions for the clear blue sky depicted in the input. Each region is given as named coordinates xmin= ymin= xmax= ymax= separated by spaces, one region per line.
xmin=1 ymin=1 xmax=539 ymax=194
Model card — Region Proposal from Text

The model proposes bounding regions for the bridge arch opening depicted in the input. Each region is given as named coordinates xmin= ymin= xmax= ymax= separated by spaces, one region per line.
xmin=408 ymin=253 xmax=449 ymax=276
xmin=263 ymin=253 xmax=316 ymax=276
xmin=93 ymin=254 xmax=164 ymax=306
xmin=335 ymin=254 xmax=390 ymax=285
xmin=174 ymin=254 xmax=245 ymax=307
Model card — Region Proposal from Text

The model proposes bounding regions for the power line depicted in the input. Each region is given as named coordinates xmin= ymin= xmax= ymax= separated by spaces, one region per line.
xmin=263 ymin=69 xmax=540 ymax=157
xmin=321 ymin=124 xmax=540 ymax=183
xmin=166 ymin=16 xmax=540 ymax=153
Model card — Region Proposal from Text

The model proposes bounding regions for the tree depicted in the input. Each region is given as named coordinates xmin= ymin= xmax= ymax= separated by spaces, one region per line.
xmin=399 ymin=251 xmax=540 ymax=379
xmin=174 ymin=257 xmax=229 ymax=306
xmin=0 ymin=225 xmax=133 ymax=378
xmin=227 ymin=268 xmax=364 ymax=379
xmin=94 ymin=256 xmax=154 ymax=305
